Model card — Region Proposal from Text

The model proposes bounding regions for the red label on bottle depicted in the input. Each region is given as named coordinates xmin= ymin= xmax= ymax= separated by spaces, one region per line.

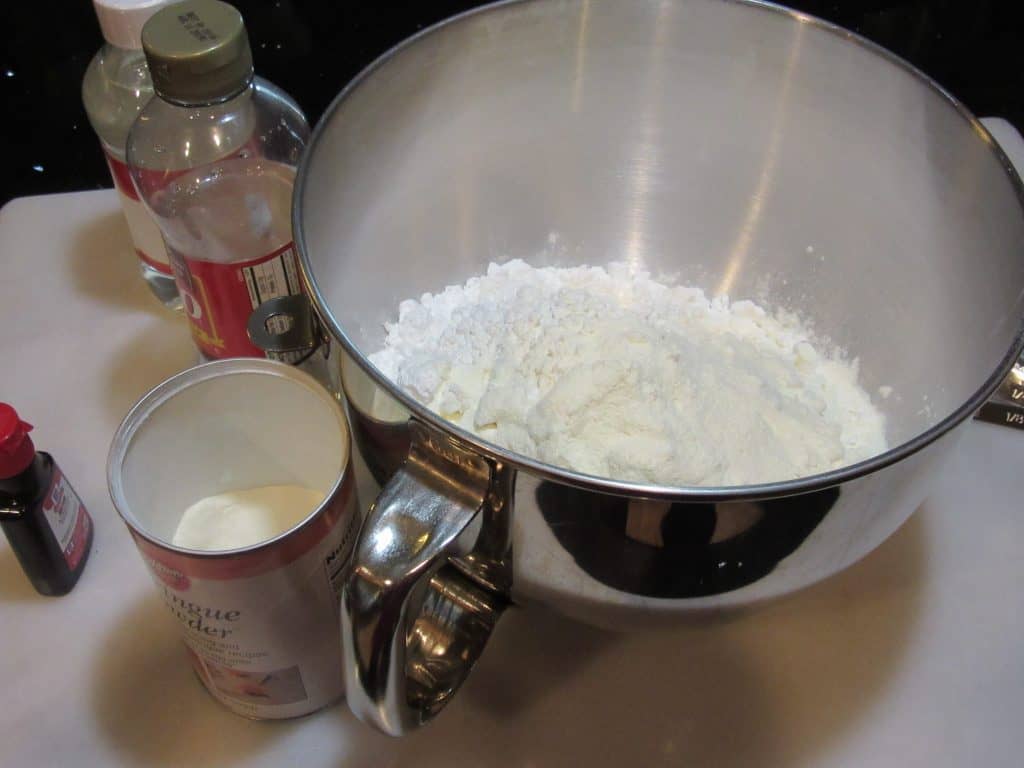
xmin=106 ymin=151 xmax=140 ymax=201
xmin=171 ymin=241 xmax=305 ymax=358
xmin=41 ymin=466 xmax=92 ymax=571
xmin=104 ymin=150 xmax=174 ymax=275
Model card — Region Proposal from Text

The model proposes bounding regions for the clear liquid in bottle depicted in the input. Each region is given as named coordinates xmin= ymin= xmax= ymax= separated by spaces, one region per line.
xmin=153 ymin=157 xmax=303 ymax=359
xmin=82 ymin=0 xmax=180 ymax=309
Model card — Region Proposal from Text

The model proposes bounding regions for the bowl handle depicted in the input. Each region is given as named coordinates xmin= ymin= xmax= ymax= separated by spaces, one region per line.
xmin=341 ymin=421 xmax=507 ymax=735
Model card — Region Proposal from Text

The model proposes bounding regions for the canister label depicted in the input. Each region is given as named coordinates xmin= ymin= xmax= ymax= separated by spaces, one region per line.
xmin=132 ymin=470 xmax=359 ymax=719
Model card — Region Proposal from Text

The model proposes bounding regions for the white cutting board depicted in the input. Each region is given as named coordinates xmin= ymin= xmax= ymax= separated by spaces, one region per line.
xmin=0 ymin=119 xmax=1022 ymax=767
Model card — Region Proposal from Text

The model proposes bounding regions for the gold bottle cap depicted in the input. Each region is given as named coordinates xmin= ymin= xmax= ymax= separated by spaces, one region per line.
xmin=141 ymin=0 xmax=252 ymax=106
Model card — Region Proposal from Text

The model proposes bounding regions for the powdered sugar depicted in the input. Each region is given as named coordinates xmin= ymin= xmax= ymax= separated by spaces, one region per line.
xmin=369 ymin=260 xmax=887 ymax=486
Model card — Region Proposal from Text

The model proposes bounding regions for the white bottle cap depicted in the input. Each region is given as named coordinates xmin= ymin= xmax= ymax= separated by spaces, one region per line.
xmin=93 ymin=0 xmax=170 ymax=51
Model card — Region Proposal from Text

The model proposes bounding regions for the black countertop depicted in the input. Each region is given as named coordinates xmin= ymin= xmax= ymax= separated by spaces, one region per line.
xmin=2 ymin=0 xmax=1022 ymax=205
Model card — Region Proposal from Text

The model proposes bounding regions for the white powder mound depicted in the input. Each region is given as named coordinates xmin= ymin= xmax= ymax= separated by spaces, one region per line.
xmin=172 ymin=485 xmax=325 ymax=551
xmin=369 ymin=260 xmax=887 ymax=486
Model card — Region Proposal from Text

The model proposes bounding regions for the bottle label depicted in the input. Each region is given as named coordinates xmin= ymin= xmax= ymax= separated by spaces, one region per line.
xmin=171 ymin=242 xmax=305 ymax=359
xmin=41 ymin=465 xmax=92 ymax=571
xmin=104 ymin=149 xmax=173 ymax=275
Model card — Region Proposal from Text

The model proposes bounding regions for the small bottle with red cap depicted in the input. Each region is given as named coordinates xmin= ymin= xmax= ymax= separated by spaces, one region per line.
xmin=0 ymin=404 xmax=93 ymax=596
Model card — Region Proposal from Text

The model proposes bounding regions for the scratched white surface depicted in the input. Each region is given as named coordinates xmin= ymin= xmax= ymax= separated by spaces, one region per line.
xmin=1 ymin=116 xmax=1023 ymax=767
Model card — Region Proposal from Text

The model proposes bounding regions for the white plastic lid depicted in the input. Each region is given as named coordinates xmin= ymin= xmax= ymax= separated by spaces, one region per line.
xmin=93 ymin=0 xmax=171 ymax=50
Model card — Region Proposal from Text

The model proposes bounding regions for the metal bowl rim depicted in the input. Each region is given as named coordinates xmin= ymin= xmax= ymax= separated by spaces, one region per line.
xmin=293 ymin=0 xmax=1024 ymax=502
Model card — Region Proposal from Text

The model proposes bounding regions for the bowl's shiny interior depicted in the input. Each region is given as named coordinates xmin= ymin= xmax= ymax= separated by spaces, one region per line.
xmin=297 ymin=0 xmax=1024 ymax=472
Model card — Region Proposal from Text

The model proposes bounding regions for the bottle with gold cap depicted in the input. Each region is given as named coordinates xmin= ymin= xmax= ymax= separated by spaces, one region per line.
xmin=126 ymin=0 xmax=310 ymax=360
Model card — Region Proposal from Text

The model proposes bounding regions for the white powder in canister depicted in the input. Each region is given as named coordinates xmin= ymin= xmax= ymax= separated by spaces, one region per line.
xmin=172 ymin=485 xmax=325 ymax=551
xmin=369 ymin=260 xmax=887 ymax=486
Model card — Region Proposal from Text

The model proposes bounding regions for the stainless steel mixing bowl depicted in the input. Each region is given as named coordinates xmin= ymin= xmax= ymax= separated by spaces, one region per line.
xmin=293 ymin=0 xmax=1024 ymax=735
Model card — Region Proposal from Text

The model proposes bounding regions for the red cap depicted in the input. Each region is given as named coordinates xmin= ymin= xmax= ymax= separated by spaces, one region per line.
xmin=0 ymin=403 xmax=36 ymax=479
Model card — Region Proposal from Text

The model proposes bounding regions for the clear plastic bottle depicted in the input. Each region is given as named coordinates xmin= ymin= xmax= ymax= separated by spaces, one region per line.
xmin=127 ymin=0 xmax=309 ymax=359
xmin=82 ymin=0 xmax=179 ymax=309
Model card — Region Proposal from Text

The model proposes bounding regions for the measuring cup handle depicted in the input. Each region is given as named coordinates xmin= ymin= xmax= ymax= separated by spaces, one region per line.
xmin=341 ymin=422 xmax=506 ymax=735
